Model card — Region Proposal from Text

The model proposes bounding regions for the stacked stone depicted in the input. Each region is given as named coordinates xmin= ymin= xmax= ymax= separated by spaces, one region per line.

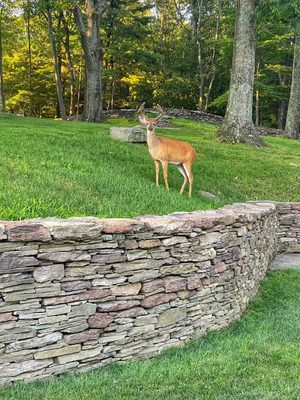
xmin=276 ymin=202 xmax=300 ymax=253
xmin=0 ymin=202 xmax=296 ymax=387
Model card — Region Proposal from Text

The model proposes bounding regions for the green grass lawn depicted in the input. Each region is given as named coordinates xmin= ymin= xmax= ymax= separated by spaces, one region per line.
xmin=0 ymin=113 xmax=299 ymax=220
xmin=1 ymin=269 xmax=300 ymax=400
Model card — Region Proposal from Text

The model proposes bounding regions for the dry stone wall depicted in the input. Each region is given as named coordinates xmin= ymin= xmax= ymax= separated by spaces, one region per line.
xmin=0 ymin=201 xmax=299 ymax=387
xmin=276 ymin=202 xmax=300 ymax=253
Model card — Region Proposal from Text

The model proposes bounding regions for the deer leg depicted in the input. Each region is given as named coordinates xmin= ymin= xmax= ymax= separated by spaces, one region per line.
xmin=161 ymin=161 xmax=169 ymax=192
xmin=177 ymin=163 xmax=188 ymax=195
xmin=154 ymin=160 xmax=160 ymax=186
xmin=183 ymin=162 xmax=194 ymax=198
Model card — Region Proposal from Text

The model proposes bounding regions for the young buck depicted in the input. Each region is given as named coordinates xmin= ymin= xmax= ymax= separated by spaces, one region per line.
xmin=138 ymin=103 xmax=196 ymax=197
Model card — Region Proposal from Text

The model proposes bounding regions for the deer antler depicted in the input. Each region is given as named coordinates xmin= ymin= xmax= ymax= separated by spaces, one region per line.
xmin=137 ymin=102 xmax=146 ymax=114
xmin=154 ymin=104 xmax=164 ymax=122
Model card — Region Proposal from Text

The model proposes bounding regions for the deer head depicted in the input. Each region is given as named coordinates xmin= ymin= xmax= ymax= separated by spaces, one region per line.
xmin=138 ymin=103 xmax=164 ymax=132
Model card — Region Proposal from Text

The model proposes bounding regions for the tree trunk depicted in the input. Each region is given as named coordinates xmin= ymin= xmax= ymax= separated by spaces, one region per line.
xmin=0 ymin=16 xmax=5 ymax=112
xmin=25 ymin=0 xmax=32 ymax=115
xmin=73 ymin=0 xmax=105 ymax=122
xmin=45 ymin=5 xmax=67 ymax=120
xmin=62 ymin=13 xmax=76 ymax=117
xmin=285 ymin=19 xmax=300 ymax=139
xmin=277 ymin=100 xmax=287 ymax=130
xmin=217 ymin=0 xmax=263 ymax=146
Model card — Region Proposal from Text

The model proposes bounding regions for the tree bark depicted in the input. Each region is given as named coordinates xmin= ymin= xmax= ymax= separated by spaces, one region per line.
xmin=0 ymin=15 xmax=5 ymax=112
xmin=217 ymin=0 xmax=263 ymax=146
xmin=25 ymin=0 xmax=32 ymax=115
xmin=45 ymin=5 xmax=67 ymax=120
xmin=62 ymin=12 xmax=77 ymax=117
xmin=285 ymin=19 xmax=300 ymax=139
xmin=73 ymin=0 xmax=105 ymax=122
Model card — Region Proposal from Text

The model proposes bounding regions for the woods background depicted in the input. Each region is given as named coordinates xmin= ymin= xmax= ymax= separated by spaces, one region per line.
xmin=0 ymin=0 xmax=299 ymax=129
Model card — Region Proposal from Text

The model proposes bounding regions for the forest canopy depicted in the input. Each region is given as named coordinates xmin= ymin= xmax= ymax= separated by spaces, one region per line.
xmin=0 ymin=0 xmax=299 ymax=129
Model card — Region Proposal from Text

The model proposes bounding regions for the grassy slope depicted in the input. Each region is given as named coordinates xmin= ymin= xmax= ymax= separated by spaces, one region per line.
xmin=1 ymin=270 xmax=300 ymax=400
xmin=0 ymin=113 xmax=299 ymax=220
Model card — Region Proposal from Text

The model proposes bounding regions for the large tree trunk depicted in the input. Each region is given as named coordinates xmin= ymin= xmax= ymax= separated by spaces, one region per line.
xmin=25 ymin=0 xmax=32 ymax=115
xmin=62 ymin=12 xmax=77 ymax=117
xmin=217 ymin=0 xmax=263 ymax=146
xmin=285 ymin=19 xmax=300 ymax=139
xmin=73 ymin=0 xmax=105 ymax=122
xmin=45 ymin=5 xmax=67 ymax=120
xmin=0 ymin=16 xmax=5 ymax=112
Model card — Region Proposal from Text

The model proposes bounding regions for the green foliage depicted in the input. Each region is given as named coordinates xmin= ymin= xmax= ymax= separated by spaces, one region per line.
xmin=2 ymin=270 xmax=300 ymax=399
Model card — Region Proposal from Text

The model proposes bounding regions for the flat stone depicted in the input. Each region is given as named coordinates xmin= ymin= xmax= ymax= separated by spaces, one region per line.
xmin=69 ymin=303 xmax=97 ymax=318
xmin=79 ymin=289 xmax=111 ymax=300
xmin=111 ymin=283 xmax=141 ymax=296
xmin=38 ymin=251 xmax=91 ymax=263
xmin=65 ymin=329 xmax=100 ymax=344
xmin=40 ymin=219 xmax=103 ymax=241
xmin=139 ymin=239 xmax=161 ymax=249
xmin=97 ymin=300 xmax=140 ymax=312
xmin=158 ymin=306 xmax=187 ymax=327
xmin=35 ymin=344 xmax=81 ymax=360
xmin=162 ymin=236 xmax=188 ymax=246
xmin=163 ymin=276 xmax=187 ymax=292
xmin=91 ymin=254 xmax=126 ymax=264
xmin=6 ymin=223 xmax=51 ymax=242
xmin=271 ymin=254 xmax=300 ymax=269
xmin=0 ymin=359 xmax=53 ymax=378
xmin=115 ymin=307 xmax=147 ymax=318
xmin=142 ymin=279 xmax=164 ymax=293
xmin=0 ymin=256 xmax=40 ymax=274
xmin=58 ymin=346 xmax=102 ymax=364
xmin=5 ymin=332 xmax=63 ymax=353
xmin=141 ymin=293 xmax=177 ymax=308
xmin=33 ymin=264 xmax=64 ymax=283
xmin=88 ymin=313 xmax=114 ymax=328
xmin=62 ymin=281 xmax=91 ymax=292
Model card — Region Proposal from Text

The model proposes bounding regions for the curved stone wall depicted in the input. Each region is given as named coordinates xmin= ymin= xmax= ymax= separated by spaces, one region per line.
xmin=0 ymin=201 xmax=298 ymax=386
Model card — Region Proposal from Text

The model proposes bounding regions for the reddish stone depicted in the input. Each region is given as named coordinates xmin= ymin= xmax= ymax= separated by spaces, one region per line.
xmin=97 ymin=300 xmax=140 ymax=312
xmin=187 ymin=277 xmax=203 ymax=290
xmin=103 ymin=219 xmax=139 ymax=233
xmin=163 ymin=276 xmax=187 ymax=293
xmin=65 ymin=329 xmax=100 ymax=344
xmin=43 ymin=294 xmax=80 ymax=306
xmin=115 ymin=307 xmax=147 ymax=318
xmin=141 ymin=293 xmax=177 ymax=309
xmin=214 ymin=262 xmax=227 ymax=273
xmin=0 ymin=312 xmax=16 ymax=322
xmin=88 ymin=313 xmax=113 ymax=328
xmin=6 ymin=223 xmax=51 ymax=242
xmin=62 ymin=281 xmax=92 ymax=292
xmin=79 ymin=289 xmax=111 ymax=300
xmin=142 ymin=279 xmax=164 ymax=293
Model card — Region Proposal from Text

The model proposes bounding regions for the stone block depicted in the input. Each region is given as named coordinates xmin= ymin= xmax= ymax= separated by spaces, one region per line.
xmin=163 ymin=276 xmax=187 ymax=292
xmin=5 ymin=332 xmax=63 ymax=353
xmin=110 ymin=126 xmax=146 ymax=143
xmin=65 ymin=329 xmax=100 ymax=344
xmin=158 ymin=306 xmax=187 ymax=327
xmin=88 ymin=313 xmax=114 ymax=328
xmin=35 ymin=344 xmax=81 ymax=360
xmin=111 ymin=282 xmax=141 ymax=296
xmin=33 ymin=264 xmax=64 ymax=283
xmin=6 ymin=223 xmax=51 ymax=242
xmin=141 ymin=293 xmax=177 ymax=308
xmin=139 ymin=239 xmax=161 ymax=249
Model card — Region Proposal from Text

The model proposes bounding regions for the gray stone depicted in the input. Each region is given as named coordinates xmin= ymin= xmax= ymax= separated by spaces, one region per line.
xmin=158 ymin=306 xmax=187 ymax=327
xmin=110 ymin=126 xmax=146 ymax=143
xmin=33 ymin=264 xmax=64 ymax=283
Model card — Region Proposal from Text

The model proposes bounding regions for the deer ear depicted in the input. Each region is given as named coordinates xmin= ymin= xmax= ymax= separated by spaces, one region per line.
xmin=139 ymin=115 xmax=148 ymax=124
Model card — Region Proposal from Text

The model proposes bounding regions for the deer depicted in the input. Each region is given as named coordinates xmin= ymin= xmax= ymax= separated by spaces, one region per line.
xmin=138 ymin=103 xmax=196 ymax=197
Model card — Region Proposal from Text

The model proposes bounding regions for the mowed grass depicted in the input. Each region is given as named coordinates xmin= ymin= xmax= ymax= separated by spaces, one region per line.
xmin=1 ymin=270 xmax=300 ymax=400
xmin=0 ymin=113 xmax=299 ymax=220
